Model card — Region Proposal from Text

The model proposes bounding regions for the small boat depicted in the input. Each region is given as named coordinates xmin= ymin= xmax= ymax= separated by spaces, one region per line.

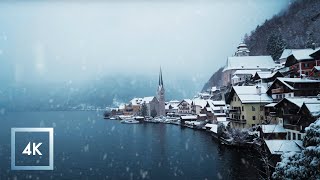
xmin=120 ymin=119 xmax=140 ymax=124
xmin=109 ymin=117 xmax=116 ymax=120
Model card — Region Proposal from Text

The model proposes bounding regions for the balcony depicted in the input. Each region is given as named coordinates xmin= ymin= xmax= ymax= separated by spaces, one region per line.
xmin=283 ymin=124 xmax=301 ymax=131
xmin=229 ymin=108 xmax=241 ymax=115
xmin=271 ymin=87 xmax=284 ymax=94
xmin=227 ymin=117 xmax=246 ymax=124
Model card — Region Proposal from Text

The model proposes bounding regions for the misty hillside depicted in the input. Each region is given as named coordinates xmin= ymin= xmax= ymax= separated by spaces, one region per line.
xmin=244 ymin=0 xmax=320 ymax=59
xmin=0 ymin=75 xmax=203 ymax=111
xmin=201 ymin=67 xmax=223 ymax=92
xmin=202 ymin=0 xmax=320 ymax=92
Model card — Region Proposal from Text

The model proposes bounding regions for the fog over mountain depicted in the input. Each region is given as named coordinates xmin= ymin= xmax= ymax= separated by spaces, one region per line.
xmin=0 ymin=1 xmax=292 ymax=110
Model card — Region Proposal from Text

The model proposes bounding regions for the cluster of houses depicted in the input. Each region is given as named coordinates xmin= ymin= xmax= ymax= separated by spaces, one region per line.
xmin=110 ymin=42 xmax=320 ymax=168
xmin=216 ymin=42 xmax=320 ymax=165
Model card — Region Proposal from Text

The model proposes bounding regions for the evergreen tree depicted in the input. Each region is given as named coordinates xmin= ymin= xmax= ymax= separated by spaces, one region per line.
xmin=272 ymin=119 xmax=320 ymax=179
xmin=140 ymin=103 xmax=148 ymax=117
xmin=266 ymin=33 xmax=286 ymax=60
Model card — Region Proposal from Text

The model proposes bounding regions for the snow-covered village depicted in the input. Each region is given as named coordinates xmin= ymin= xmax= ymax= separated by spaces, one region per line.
xmin=1 ymin=0 xmax=320 ymax=179
xmin=106 ymin=41 xmax=320 ymax=179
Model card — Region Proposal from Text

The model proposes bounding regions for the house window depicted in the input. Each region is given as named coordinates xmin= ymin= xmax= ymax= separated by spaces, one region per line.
xmin=242 ymin=115 xmax=245 ymax=120
xmin=242 ymin=106 xmax=244 ymax=111
xmin=252 ymin=116 xmax=256 ymax=120
xmin=288 ymin=94 xmax=291 ymax=97
xmin=298 ymin=134 xmax=301 ymax=140
xmin=292 ymin=133 xmax=296 ymax=140
xmin=252 ymin=124 xmax=255 ymax=127
xmin=252 ymin=106 xmax=256 ymax=111
xmin=234 ymin=97 xmax=237 ymax=101
xmin=260 ymin=116 xmax=264 ymax=120
xmin=288 ymin=132 xmax=291 ymax=140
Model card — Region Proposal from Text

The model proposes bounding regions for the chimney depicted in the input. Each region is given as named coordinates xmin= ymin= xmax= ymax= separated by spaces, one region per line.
xmin=312 ymin=43 xmax=316 ymax=50
xmin=256 ymin=85 xmax=261 ymax=95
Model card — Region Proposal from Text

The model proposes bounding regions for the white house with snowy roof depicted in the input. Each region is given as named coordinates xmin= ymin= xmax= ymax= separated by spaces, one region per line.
xmin=226 ymin=85 xmax=273 ymax=129
xmin=222 ymin=43 xmax=276 ymax=86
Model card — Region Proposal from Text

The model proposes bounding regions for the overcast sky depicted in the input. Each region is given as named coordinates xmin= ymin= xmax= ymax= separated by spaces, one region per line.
xmin=0 ymin=0 xmax=292 ymax=85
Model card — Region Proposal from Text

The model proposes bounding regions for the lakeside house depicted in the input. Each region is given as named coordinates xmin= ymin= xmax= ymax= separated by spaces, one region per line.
xmin=266 ymin=77 xmax=320 ymax=102
xmin=274 ymin=97 xmax=320 ymax=140
xmin=264 ymin=140 xmax=303 ymax=168
xmin=226 ymin=85 xmax=273 ymax=129
xmin=165 ymin=100 xmax=180 ymax=115
xmin=177 ymin=99 xmax=193 ymax=114
xmin=258 ymin=124 xmax=287 ymax=140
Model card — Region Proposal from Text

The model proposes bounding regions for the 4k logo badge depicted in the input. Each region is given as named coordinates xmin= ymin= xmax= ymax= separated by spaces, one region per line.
xmin=11 ymin=128 xmax=54 ymax=170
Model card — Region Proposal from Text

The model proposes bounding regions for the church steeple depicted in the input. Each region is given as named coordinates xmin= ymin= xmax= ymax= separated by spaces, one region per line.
xmin=159 ymin=67 xmax=163 ymax=87
xmin=156 ymin=67 xmax=165 ymax=116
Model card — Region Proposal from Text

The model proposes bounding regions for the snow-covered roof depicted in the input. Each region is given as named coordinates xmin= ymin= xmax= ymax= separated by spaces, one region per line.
xmin=206 ymin=107 xmax=213 ymax=112
xmin=265 ymin=140 xmax=303 ymax=155
xmin=304 ymin=103 xmax=320 ymax=117
xmin=211 ymin=86 xmax=218 ymax=92
xmin=231 ymin=75 xmax=239 ymax=79
xmin=312 ymin=66 xmax=320 ymax=71
xmin=205 ymin=123 xmax=215 ymax=128
xmin=279 ymin=49 xmax=293 ymax=59
xmin=223 ymin=56 xmax=276 ymax=72
xmin=192 ymin=99 xmax=208 ymax=108
xmin=261 ymin=124 xmax=287 ymax=133
xmin=130 ymin=98 xmax=143 ymax=105
xmin=217 ymin=117 xmax=227 ymax=122
xmin=283 ymin=97 xmax=320 ymax=108
xmin=199 ymin=114 xmax=207 ymax=117
xmin=265 ymin=103 xmax=277 ymax=107
xmin=181 ymin=115 xmax=198 ymax=120
xmin=213 ymin=113 xmax=226 ymax=116
xmin=210 ymin=124 xmax=218 ymax=134
xmin=142 ymin=96 xmax=156 ymax=103
xmin=273 ymin=78 xmax=320 ymax=90
xmin=289 ymin=48 xmax=316 ymax=61
xmin=179 ymin=99 xmax=192 ymax=105
xmin=212 ymin=101 xmax=226 ymax=106
xmin=234 ymin=69 xmax=261 ymax=76
xmin=169 ymin=100 xmax=180 ymax=104
xmin=232 ymin=86 xmax=273 ymax=104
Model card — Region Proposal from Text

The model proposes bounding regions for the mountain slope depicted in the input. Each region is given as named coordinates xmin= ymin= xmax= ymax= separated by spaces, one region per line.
xmin=202 ymin=0 xmax=320 ymax=92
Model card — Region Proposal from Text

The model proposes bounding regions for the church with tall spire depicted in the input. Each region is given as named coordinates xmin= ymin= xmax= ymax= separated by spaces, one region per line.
xmin=156 ymin=67 xmax=165 ymax=116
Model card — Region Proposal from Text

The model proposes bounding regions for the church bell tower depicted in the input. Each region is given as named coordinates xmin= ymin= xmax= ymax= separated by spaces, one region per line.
xmin=157 ymin=67 xmax=165 ymax=116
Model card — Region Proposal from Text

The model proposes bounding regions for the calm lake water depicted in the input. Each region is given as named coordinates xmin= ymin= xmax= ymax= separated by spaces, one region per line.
xmin=0 ymin=111 xmax=261 ymax=180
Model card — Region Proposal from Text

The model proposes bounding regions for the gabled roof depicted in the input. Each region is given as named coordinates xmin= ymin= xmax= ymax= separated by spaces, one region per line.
xmin=275 ymin=97 xmax=320 ymax=109
xmin=265 ymin=140 xmax=303 ymax=155
xmin=284 ymin=48 xmax=320 ymax=66
xmin=177 ymin=99 xmax=192 ymax=106
xmin=261 ymin=124 xmax=287 ymax=133
xmin=233 ymin=69 xmax=261 ymax=76
xmin=223 ymin=56 xmax=276 ymax=72
xmin=192 ymin=99 xmax=208 ymax=108
xmin=312 ymin=66 xmax=320 ymax=72
xmin=142 ymin=96 xmax=157 ymax=103
xmin=227 ymin=86 xmax=273 ymax=104
xmin=253 ymin=71 xmax=283 ymax=80
xmin=299 ymin=102 xmax=320 ymax=117
xmin=267 ymin=78 xmax=320 ymax=94
xmin=279 ymin=49 xmax=293 ymax=59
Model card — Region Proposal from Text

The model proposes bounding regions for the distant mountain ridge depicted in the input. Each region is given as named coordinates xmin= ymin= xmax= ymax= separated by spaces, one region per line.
xmin=0 ymin=75 xmax=204 ymax=111
xmin=202 ymin=0 xmax=320 ymax=92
